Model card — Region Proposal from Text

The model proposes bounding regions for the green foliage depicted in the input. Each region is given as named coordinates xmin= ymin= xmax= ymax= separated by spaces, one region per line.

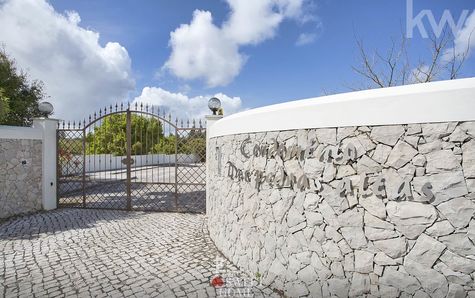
xmin=0 ymin=49 xmax=46 ymax=126
xmin=153 ymin=135 xmax=176 ymax=154
xmin=0 ymin=87 xmax=9 ymax=122
xmin=86 ymin=114 xmax=164 ymax=156
xmin=84 ymin=113 xmax=206 ymax=159
xmin=181 ymin=136 xmax=206 ymax=161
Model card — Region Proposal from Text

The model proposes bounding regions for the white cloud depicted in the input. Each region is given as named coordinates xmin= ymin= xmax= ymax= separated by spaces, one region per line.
xmin=445 ymin=10 xmax=475 ymax=61
xmin=133 ymin=87 xmax=243 ymax=121
xmin=164 ymin=10 xmax=244 ymax=88
xmin=0 ymin=0 xmax=135 ymax=121
xmin=163 ymin=0 xmax=316 ymax=87
xmin=296 ymin=32 xmax=317 ymax=46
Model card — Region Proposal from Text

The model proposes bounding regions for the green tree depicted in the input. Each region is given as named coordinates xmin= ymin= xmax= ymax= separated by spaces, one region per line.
xmin=153 ymin=135 xmax=177 ymax=154
xmin=86 ymin=114 xmax=164 ymax=156
xmin=0 ymin=87 xmax=9 ymax=122
xmin=0 ymin=49 xmax=46 ymax=126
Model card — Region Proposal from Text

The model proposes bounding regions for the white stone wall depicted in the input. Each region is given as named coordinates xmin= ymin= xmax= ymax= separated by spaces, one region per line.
xmin=0 ymin=138 xmax=43 ymax=219
xmin=208 ymin=121 xmax=475 ymax=297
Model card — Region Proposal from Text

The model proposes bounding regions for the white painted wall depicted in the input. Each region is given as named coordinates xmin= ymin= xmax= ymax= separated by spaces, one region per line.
xmin=61 ymin=153 xmax=200 ymax=175
xmin=32 ymin=119 xmax=58 ymax=211
xmin=0 ymin=125 xmax=42 ymax=140
xmin=209 ymin=78 xmax=475 ymax=138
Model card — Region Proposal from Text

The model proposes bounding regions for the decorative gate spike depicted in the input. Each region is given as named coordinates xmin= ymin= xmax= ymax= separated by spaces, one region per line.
xmin=120 ymin=103 xmax=124 ymax=110
xmin=140 ymin=102 xmax=143 ymax=111
xmin=145 ymin=104 xmax=149 ymax=112
xmin=115 ymin=103 xmax=118 ymax=112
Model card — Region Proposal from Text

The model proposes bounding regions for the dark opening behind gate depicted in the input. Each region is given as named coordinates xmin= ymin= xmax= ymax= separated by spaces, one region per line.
xmin=57 ymin=103 xmax=206 ymax=213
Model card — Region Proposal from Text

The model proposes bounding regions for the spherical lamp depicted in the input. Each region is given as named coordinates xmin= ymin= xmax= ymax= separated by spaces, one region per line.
xmin=38 ymin=101 xmax=54 ymax=117
xmin=208 ymin=97 xmax=221 ymax=115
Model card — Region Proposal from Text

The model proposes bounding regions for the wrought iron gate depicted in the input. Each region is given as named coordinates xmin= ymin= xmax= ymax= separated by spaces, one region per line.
xmin=57 ymin=103 xmax=206 ymax=213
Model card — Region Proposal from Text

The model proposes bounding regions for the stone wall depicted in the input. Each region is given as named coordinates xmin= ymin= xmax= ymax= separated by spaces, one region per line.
xmin=207 ymin=121 xmax=475 ymax=297
xmin=0 ymin=138 xmax=43 ymax=219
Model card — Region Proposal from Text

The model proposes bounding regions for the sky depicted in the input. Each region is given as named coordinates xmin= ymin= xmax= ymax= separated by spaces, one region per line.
xmin=0 ymin=0 xmax=474 ymax=121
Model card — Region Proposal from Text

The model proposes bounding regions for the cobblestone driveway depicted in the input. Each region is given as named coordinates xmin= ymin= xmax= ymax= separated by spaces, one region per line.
xmin=0 ymin=209 xmax=277 ymax=297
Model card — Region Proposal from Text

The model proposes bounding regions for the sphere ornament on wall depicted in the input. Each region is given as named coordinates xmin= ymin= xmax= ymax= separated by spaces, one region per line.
xmin=38 ymin=101 xmax=54 ymax=117
xmin=208 ymin=97 xmax=221 ymax=115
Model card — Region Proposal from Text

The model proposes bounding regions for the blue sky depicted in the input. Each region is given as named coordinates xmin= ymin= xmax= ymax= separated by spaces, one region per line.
xmin=1 ymin=0 xmax=474 ymax=120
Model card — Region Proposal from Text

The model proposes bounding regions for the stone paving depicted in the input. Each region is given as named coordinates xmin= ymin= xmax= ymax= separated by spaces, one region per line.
xmin=0 ymin=209 xmax=279 ymax=298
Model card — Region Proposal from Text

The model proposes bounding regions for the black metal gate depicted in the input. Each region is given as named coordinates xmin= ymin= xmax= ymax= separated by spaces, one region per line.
xmin=56 ymin=103 xmax=206 ymax=213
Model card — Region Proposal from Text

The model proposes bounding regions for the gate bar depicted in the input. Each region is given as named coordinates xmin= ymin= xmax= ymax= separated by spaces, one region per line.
xmin=126 ymin=109 xmax=132 ymax=210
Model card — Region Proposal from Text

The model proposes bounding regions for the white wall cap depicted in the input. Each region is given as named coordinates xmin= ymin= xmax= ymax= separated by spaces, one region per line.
xmin=209 ymin=78 xmax=475 ymax=138
xmin=0 ymin=125 xmax=42 ymax=140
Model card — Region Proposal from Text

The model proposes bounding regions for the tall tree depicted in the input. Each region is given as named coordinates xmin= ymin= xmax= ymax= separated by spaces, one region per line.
xmin=0 ymin=49 xmax=46 ymax=126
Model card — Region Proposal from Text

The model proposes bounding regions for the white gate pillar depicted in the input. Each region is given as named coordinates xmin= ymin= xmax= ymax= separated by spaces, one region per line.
xmin=33 ymin=118 xmax=59 ymax=210
xmin=205 ymin=115 xmax=223 ymax=215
